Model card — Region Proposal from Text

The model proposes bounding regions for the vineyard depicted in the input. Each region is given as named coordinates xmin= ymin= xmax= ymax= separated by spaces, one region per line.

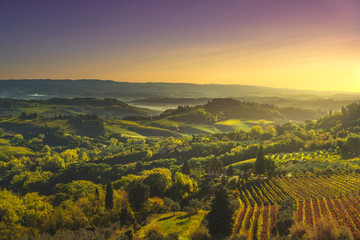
xmin=234 ymin=174 xmax=360 ymax=239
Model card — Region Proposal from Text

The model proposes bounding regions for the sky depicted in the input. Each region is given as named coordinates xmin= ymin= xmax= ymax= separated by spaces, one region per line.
xmin=1 ymin=0 xmax=360 ymax=91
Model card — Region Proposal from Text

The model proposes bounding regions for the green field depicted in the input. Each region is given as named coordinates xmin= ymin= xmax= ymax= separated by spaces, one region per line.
xmin=104 ymin=120 xmax=145 ymax=138
xmin=215 ymin=119 xmax=251 ymax=131
xmin=245 ymin=119 xmax=274 ymax=125
xmin=104 ymin=119 xmax=179 ymax=138
xmin=215 ymin=118 xmax=275 ymax=132
xmin=135 ymin=211 xmax=207 ymax=240
xmin=190 ymin=126 xmax=222 ymax=134
xmin=150 ymin=119 xmax=188 ymax=130
xmin=229 ymin=158 xmax=256 ymax=168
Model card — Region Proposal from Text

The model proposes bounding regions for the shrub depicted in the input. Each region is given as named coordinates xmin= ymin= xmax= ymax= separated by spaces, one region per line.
xmin=190 ymin=225 xmax=210 ymax=240
xmin=289 ymin=219 xmax=353 ymax=240
xmin=277 ymin=197 xmax=295 ymax=236
xmin=145 ymin=226 xmax=166 ymax=240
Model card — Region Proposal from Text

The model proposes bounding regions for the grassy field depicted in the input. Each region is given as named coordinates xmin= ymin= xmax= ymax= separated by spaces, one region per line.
xmin=135 ymin=211 xmax=207 ymax=240
xmin=190 ymin=126 xmax=222 ymax=135
xmin=215 ymin=119 xmax=251 ymax=131
xmin=150 ymin=119 xmax=188 ymax=130
xmin=215 ymin=119 xmax=274 ymax=132
xmin=19 ymin=104 xmax=58 ymax=114
xmin=104 ymin=119 xmax=179 ymax=138
xmin=245 ymin=119 xmax=274 ymax=125
xmin=230 ymin=158 xmax=256 ymax=168
xmin=104 ymin=121 xmax=145 ymax=138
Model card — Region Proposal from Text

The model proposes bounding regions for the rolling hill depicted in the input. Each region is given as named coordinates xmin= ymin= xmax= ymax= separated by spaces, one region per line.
xmin=0 ymin=98 xmax=158 ymax=118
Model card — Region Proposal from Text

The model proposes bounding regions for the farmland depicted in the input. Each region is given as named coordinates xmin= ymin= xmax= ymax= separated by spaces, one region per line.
xmin=233 ymin=174 xmax=360 ymax=239
xmin=2 ymin=99 xmax=360 ymax=239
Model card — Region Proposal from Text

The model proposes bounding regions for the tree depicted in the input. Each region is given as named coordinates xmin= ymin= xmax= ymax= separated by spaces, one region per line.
xmin=170 ymin=202 xmax=180 ymax=216
xmin=266 ymin=125 xmax=276 ymax=137
xmin=325 ymin=165 xmax=334 ymax=176
xmin=184 ymin=199 xmax=202 ymax=218
xmin=142 ymin=168 xmax=172 ymax=197
xmin=226 ymin=165 xmax=234 ymax=176
xmin=171 ymin=172 xmax=197 ymax=201
xmin=105 ymin=183 xmax=114 ymax=210
xmin=11 ymin=134 xmax=24 ymax=145
xmin=265 ymin=158 xmax=277 ymax=177
xmin=282 ymin=122 xmax=297 ymax=133
xmin=127 ymin=181 xmax=149 ymax=211
xmin=206 ymin=188 xmax=234 ymax=238
xmin=277 ymin=197 xmax=295 ymax=236
xmin=346 ymin=133 xmax=360 ymax=155
xmin=208 ymin=158 xmax=223 ymax=176
xmin=249 ymin=125 xmax=263 ymax=140
xmin=255 ymin=145 xmax=265 ymax=176
xmin=95 ymin=188 xmax=100 ymax=202
xmin=181 ymin=160 xmax=191 ymax=175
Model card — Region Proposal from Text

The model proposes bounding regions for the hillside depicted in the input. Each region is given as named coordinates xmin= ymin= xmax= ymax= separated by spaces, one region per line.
xmin=0 ymin=98 xmax=326 ymax=140
xmin=2 ymin=100 xmax=360 ymax=240
xmin=0 ymin=98 xmax=158 ymax=118
xmin=158 ymin=98 xmax=322 ymax=124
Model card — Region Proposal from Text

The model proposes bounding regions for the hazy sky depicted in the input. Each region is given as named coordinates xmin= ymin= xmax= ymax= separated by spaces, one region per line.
xmin=1 ymin=0 xmax=360 ymax=91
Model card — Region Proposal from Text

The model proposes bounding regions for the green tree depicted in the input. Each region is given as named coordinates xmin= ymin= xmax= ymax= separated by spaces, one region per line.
xmin=325 ymin=165 xmax=334 ymax=176
xmin=206 ymin=188 xmax=234 ymax=238
xmin=171 ymin=172 xmax=197 ymax=201
xmin=95 ymin=188 xmax=100 ymax=202
xmin=265 ymin=158 xmax=277 ymax=176
xmin=277 ymin=197 xmax=295 ymax=236
xmin=266 ymin=125 xmax=276 ymax=137
xmin=208 ymin=157 xmax=223 ymax=176
xmin=184 ymin=199 xmax=202 ymax=218
xmin=226 ymin=165 xmax=235 ymax=176
xmin=142 ymin=168 xmax=172 ymax=197
xmin=170 ymin=202 xmax=180 ymax=216
xmin=346 ymin=133 xmax=360 ymax=155
xmin=181 ymin=159 xmax=191 ymax=175
xmin=249 ymin=125 xmax=263 ymax=140
xmin=255 ymin=145 xmax=265 ymax=176
xmin=11 ymin=134 xmax=24 ymax=145
xmin=105 ymin=183 xmax=114 ymax=209
xmin=127 ymin=181 xmax=149 ymax=211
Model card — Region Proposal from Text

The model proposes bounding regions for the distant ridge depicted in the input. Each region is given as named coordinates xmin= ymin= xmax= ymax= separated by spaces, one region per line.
xmin=1 ymin=79 xmax=360 ymax=100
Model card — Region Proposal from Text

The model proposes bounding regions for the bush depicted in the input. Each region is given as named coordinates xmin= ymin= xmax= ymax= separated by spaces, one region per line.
xmin=145 ymin=226 xmax=166 ymax=240
xmin=289 ymin=222 xmax=307 ymax=240
xmin=147 ymin=197 xmax=166 ymax=213
xmin=190 ymin=225 xmax=211 ymax=240
xmin=184 ymin=199 xmax=203 ymax=217
xmin=289 ymin=219 xmax=353 ymax=240
xmin=277 ymin=197 xmax=295 ymax=236
xmin=308 ymin=220 xmax=353 ymax=240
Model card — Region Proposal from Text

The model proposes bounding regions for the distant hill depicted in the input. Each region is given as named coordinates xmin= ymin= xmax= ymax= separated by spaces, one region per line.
xmin=1 ymin=79 xmax=360 ymax=101
xmin=0 ymin=98 xmax=324 ymax=139
xmin=0 ymin=98 xmax=158 ymax=118
xmin=158 ymin=98 xmax=323 ymax=124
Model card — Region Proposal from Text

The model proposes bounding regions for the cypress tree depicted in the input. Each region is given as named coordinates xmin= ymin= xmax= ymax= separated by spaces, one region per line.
xmin=255 ymin=145 xmax=265 ymax=175
xmin=181 ymin=159 xmax=191 ymax=175
xmin=95 ymin=188 xmax=100 ymax=202
xmin=105 ymin=183 xmax=114 ymax=209
xmin=206 ymin=187 xmax=234 ymax=238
